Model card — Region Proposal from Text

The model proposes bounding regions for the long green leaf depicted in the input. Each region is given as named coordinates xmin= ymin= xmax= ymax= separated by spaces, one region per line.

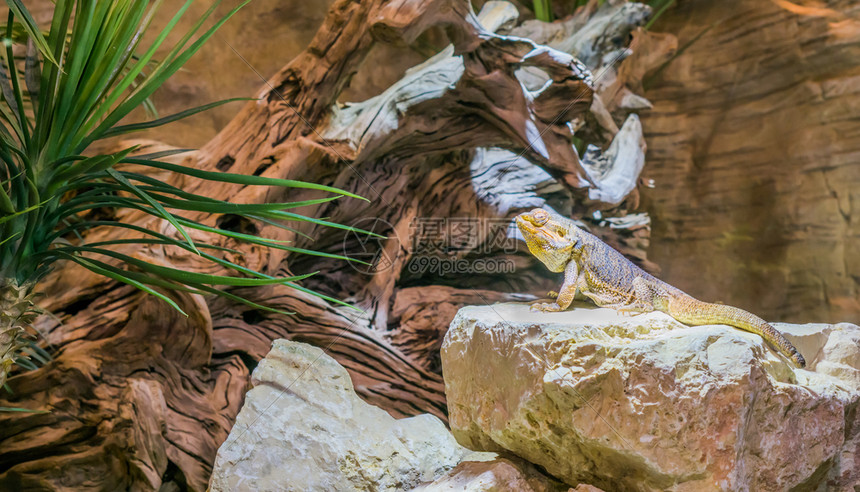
xmin=72 ymin=0 xmax=205 ymax=151
xmin=105 ymin=168 xmax=198 ymax=254
xmin=101 ymin=98 xmax=251 ymax=139
xmin=87 ymin=0 xmax=252 ymax=146
xmin=62 ymin=253 xmax=187 ymax=315
xmin=47 ymin=2 xmax=104 ymax=151
xmin=59 ymin=245 xmax=316 ymax=287
xmin=74 ymin=2 xmax=147 ymax=106
xmin=0 ymin=201 xmax=40 ymax=226
xmin=533 ymin=0 xmax=553 ymax=22
xmin=47 ymin=220 xmax=233 ymax=251
xmin=172 ymin=216 xmax=366 ymax=264
xmin=0 ymin=12 xmax=29 ymax=146
xmin=127 ymin=188 xmax=344 ymax=214
xmin=194 ymin=283 xmax=295 ymax=315
xmin=0 ymin=407 xmax=49 ymax=413
xmin=52 ymin=189 xmax=380 ymax=239
xmin=0 ymin=52 xmax=19 ymax=117
xmin=247 ymin=214 xmax=315 ymax=241
xmin=55 ymin=1 xmax=154 ymax=153
xmin=61 ymin=0 xmax=185 ymax=145
xmin=51 ymin=180 xmax=344 ymax=222
xmin=646 ymin=0 xmax=676 ymax=30
xmin=285 ymin=280 xmax=363 ymax=311
xmin=14 ymin=356 xmax=37 ymax=371
xmin=115 ymin=170 xmax=347 ymax=210
xmin=32 ymin=0 xmax=71 ymax=150
xmin=21 ymin=346 xmax=49 ymax=365
xmin=123 ymin=158 xmax=368 ymax=201
xmin=56 ymin=210 xmax=307 ymax=258
xmin=60 ymin=252 xmax=210 ymax=297
xmin=134 ymin=148 xmax=193 ymax=160
xmin=0 ymin=92 xmax=24 ymax=139
xmin=0 ymin=231 xmax=20 ymax=248
xmin=56 ymin=171 xmax=358 ymax=223
xmin=70 ymin=238 xmax=236 ymax=253
xmin=48 ymin=147 xmax=136 ymax=189
xmin=0 ymin=179 xmax=14 ymax=213
xmin=5 ymin=0 xmax=58 ymax=66
xmin=59 ymin=252 xmax=295 ymax=316
xmin=65 ymin=239 xmax=273 ymax=286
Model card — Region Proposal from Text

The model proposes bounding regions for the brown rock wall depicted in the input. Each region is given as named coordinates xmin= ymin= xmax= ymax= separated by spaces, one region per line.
xmin=641 ymin=0 xmax=860 ymax=323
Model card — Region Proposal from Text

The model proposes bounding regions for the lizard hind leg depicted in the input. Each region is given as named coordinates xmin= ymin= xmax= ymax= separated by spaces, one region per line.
xmin=581 ymin=291 xmax=644 ymax=315
xmin=629 ymin=276 xmax=660 ymax=313
xmin=582 ymin=278 xmax=657 ymax=316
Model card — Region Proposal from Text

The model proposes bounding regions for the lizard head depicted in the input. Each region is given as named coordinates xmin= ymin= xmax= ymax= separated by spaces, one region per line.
xmin=515 ymin=208 xmax=579 ymax=272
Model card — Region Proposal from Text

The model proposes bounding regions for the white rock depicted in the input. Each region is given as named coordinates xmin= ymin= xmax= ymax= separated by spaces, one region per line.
xmin=411 ymin=457 xmax=579 ymax=492
xmin=210 ymin=340 xmax=482 ymax=492
xmin=442 ymin=303 xmax=860 ymax=492
xmin=581 ymin=114 xmax=646 ymax=207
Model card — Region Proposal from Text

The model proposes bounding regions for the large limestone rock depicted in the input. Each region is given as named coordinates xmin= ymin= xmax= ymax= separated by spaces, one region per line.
xmin=210 ymin=339 xmax=486 ymax=491
xmin=442 ymin=303 xmax=860 ymax=492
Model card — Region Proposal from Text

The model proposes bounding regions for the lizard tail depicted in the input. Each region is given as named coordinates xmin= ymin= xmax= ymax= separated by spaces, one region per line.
xmin=666 ymin=296 xmax=806 ymax=368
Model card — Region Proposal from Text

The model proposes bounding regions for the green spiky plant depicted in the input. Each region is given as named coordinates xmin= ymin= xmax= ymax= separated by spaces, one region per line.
xmin=0 ymin=0 xmax=369 ymax=389
xmin=533 ymin=0 xmax=553 ymax=22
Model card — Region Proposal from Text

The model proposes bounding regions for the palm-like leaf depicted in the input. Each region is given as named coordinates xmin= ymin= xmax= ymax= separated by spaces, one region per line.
xmin=0 ymin=0 xmax=369 ymax=390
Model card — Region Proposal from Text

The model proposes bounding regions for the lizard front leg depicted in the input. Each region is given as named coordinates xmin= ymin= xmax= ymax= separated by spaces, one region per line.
xmin=532 ymin=260 xmax=580 ymax=312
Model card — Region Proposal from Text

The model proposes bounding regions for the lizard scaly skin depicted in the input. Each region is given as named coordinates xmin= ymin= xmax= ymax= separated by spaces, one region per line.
xmin=516 ymin=208 xmax=806 ymax=368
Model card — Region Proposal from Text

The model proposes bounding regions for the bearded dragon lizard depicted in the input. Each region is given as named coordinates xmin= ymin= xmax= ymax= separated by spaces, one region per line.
xmin=516 ymin=208 xmax=806 ymax=368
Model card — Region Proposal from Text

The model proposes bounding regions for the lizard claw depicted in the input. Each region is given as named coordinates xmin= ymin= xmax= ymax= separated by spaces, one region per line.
xmin=530 ymin=301 xmax=564 ymax=312
xmin=610 ymin=306 xmax=635 ymax=317
xmin=546 ymin=290 xmax=559 ymax=299
xmin=615 ymin=303 xmax=651 ymax=316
